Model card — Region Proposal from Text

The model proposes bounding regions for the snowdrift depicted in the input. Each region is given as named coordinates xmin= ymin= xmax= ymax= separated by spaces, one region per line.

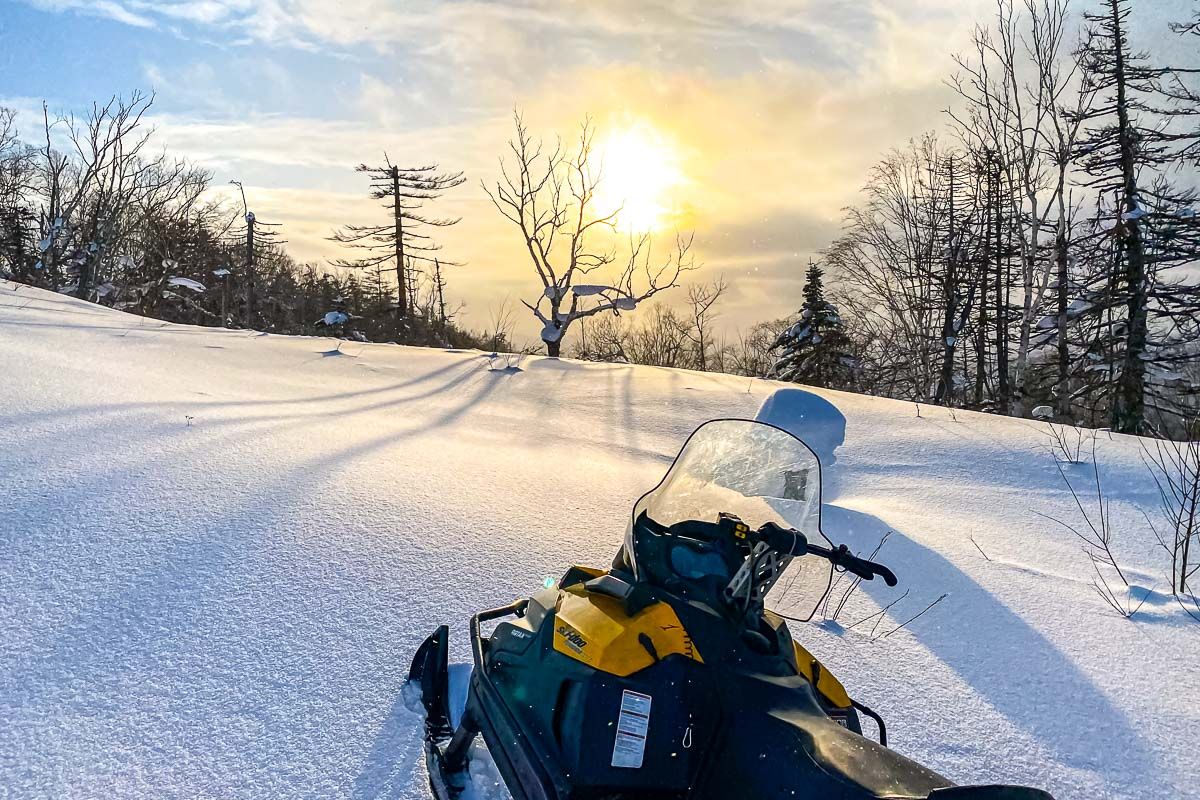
xmin=0 ymin=280 xmax=1195 ymax=799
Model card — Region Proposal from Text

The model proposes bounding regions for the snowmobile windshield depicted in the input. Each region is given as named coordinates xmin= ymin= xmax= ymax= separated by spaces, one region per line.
xmin=632 ymin=419 xmax=834 ymax=620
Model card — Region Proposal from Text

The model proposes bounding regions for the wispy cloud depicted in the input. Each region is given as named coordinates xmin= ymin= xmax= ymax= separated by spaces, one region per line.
xmin=28 ymin=0 xmax=157 ymax=28
xmin=128 ymin=0 xmax=232 ymax=25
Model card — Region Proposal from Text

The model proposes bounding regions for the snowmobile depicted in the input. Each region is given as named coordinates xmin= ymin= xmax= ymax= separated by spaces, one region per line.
xmin=408 ymin=418 xmax=1054 ymax=800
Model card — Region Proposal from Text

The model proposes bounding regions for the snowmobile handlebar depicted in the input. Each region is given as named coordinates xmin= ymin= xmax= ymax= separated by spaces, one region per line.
xmin=754 ymin=522 xmax=897 ymax=586
xmin=808 ymin=541 xmax=898 ymax=586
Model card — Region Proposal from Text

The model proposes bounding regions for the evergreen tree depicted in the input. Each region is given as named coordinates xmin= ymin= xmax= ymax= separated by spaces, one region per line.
xmin=1068 ymin=0 xmax=1200 ymax=432
xmin=329 ymin=157 xmax=464 ymax=323
xmin=770 ymin=262 xmax=856 ymax=388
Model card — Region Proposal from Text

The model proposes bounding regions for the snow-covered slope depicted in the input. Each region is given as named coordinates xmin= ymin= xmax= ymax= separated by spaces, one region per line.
xmin=1 ymin=281 xmax=1195 ymax=800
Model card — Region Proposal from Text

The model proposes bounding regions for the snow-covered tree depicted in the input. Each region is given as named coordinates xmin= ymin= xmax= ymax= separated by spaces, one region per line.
xmin=485 ymin=112 xmax=694 ymax=357
xmin=770 ymin=262 xmax=856 ymax=389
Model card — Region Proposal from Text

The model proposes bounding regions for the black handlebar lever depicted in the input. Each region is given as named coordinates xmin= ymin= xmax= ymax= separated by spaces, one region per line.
xmin=808 ymin=542 xmax=898 ymax=586
xmin=734 ymin=517 xmax=898 ymax=587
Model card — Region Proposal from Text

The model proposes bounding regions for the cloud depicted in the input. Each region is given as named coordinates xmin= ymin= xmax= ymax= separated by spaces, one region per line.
xmin=27 ymin=0 xmax=156 ymax=27
xmin=129 ymin=0 xmax=232 ymax=25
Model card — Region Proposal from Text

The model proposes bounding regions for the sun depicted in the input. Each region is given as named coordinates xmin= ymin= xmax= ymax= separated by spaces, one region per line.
xmin=595 ymin=122 xmax=684 ymax=233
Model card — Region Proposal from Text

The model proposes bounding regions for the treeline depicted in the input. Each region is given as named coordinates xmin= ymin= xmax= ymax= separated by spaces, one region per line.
xmin=804 ymin=0 xmax=1200 ymax=435
xmin=0 ymin=93 xmax=511 ymax=351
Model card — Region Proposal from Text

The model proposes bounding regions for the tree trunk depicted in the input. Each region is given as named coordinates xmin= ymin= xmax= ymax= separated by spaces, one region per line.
xmin=975 ymin=164 xmax=992 ymax=407
xmin=1012 ymin=192 xmax=1045 ymax=412
xmin=995 ymin=183 xmax=1011 ymax=414
xmin=1054 ymin=189 xmax=1072 ymax=419
xmin=1109 ymin=0 xmax=1148 ymax=435
xmin=545 ymin=338 xmax=561 ymax=357
xmin=245 ymin=213 xmax=256 ymax=327
xmin=936 ymin=158 xmax=958 ymax=406
xmin=435 ymin=259 xmax=447 ymax=338
xmin=392 ymin=166 xmax=408 ymax=318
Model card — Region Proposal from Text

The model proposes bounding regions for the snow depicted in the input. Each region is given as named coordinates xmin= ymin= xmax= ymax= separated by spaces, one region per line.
xmin=758 ymin=388 xmax=845 ymax=467
xmin=167 ymin=277 xmax=206 ymax=293
xmin=212 ymin=269 xmax=232 ymax=278
xmin=570 ymin=284 xmax=607 ymax=296
xmin=0 ymin=280 xmax=1197 ymax=800
xmin=320 ymin=311 xmax=349 ymax=327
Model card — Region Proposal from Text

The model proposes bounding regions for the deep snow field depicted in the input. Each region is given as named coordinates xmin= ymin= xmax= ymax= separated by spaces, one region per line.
xmin=1 ymin=280 xmax=1197 ymax=800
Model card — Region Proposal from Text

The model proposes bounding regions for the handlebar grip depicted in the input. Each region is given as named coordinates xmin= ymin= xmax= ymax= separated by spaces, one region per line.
xmin=822 ymin=543 xmax=899 ymax=587
xmin=871 ymin=563 xmax=899 ymax=587
xmin=774 ymin=532 xmax=899 ymax=587
xmin=840 ymin=555 xmax=876 ymax=582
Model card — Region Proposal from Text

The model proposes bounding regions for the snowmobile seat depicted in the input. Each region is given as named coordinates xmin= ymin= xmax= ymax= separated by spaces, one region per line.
xmin=928 ymin=788 xmax=1054 ymax=799
xmin=705 ymin=671 xmax=954 ymax=799
xmin=786 ymin=708 xmax=952 ymax=798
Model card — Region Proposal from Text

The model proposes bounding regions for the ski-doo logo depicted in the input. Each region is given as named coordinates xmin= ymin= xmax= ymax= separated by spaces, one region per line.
xmin=556 ymin=623 xmax=587 ymax=653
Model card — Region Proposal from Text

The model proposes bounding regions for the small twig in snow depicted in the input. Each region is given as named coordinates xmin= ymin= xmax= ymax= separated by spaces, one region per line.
xmin=844 ymin=589 xmax=910 ymax=634
xmin=879 ymin=593 xmax=948 ymax=639
xmin=969 ymin=537 xmax=992 ymax=561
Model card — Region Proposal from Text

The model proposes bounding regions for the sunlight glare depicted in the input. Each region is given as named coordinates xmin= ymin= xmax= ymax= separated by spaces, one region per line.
xmin=595 ymin=123 xmax=684 ymax=233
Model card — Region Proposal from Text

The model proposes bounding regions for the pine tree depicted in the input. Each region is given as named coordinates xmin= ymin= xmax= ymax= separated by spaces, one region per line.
xmin=329 ymin=157 xmax=464 ymax=324
xmin=770 ymin=262 xmax=856 ymax=388
xmin=1069 ymin=0 xmax=1200 ymax=432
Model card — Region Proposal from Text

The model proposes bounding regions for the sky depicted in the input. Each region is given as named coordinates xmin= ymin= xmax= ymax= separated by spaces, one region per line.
xmin=0 ymin=0 xmax=1193 ymax=344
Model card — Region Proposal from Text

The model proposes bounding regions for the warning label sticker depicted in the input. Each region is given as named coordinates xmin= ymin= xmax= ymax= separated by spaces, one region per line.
xmin=611 ymin=690 xmax=652 ymax=769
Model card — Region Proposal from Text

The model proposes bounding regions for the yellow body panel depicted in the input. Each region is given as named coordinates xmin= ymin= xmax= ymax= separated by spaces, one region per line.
xmin=548 ymin=568 xmax=849 ymax=707
xmin=552 ymin=585 xmax=703 ymax=677
xmin=792 ymin=642 xmax=853 ymax=709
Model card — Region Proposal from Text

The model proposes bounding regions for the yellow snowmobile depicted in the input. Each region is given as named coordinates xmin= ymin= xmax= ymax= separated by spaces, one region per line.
xmin=409 ymin=418 xmax=1053 ymax=800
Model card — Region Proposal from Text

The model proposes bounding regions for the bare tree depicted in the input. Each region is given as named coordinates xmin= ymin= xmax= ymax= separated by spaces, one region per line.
xmin=62 ymin=92 xmax=159 ymax=300
xmin=950 ymin=0 xmax=1089 ymax=414
xmin=1068 ymin=0 xmax=1200 ymax=434
xmin=0 ymin=108 xmax=36 ymax=281
xmin=827 ymin=135 xmax=985 ymax=403
xmin=485 ymin=112 xmax=694 ymax=356
xmin=682 ymin=277 xmax=728 ymax=371
xmin=484 ymin=296 xmax=518 ymax=353
xmin=1141 ymin=419 xmax=1200 ymax=601
xmin=729 ymin=318 xmax=794 ymax=378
